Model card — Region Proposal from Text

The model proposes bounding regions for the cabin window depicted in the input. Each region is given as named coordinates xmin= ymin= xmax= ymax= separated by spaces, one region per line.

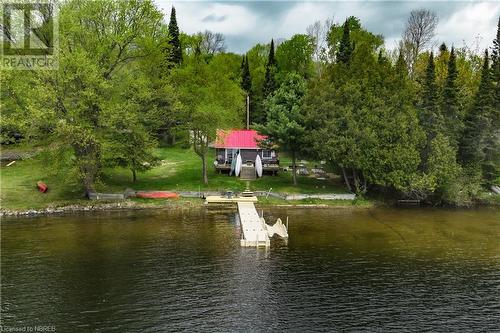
xmin=227 ymin=149 xmax=237 ymax=162
xmin=262 ymin=150 xmax=272 ymax=159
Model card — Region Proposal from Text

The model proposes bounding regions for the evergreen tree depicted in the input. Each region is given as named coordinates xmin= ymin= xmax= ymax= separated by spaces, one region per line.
xmin=267 ymin=39 xmax=276 ymax=67
xmin=395 ymin=51 xmax=408 ymax=80
xmin=377 ymin=50 xmax=387 ymax=64
xmin=420 ymin=52 xmax=443 ymax=145
xmin=489 ymin=18 xmax=500 ymax=182
xmin=168 ymin=7 xmax=182 ymax=65
xmin=439 ymin=43 xmax=448 ymax=54
xmin=459 ymin=50 xmax=495 ymax=169
xmin=241 ymin=55 xmax=252 ymax=93
xmin=492 ymin=17 xmax=500 ymax=120
xmin=442 ymin=47 xmax=461 ymax=145
xmin=257 ymin=73 xmax=307 ymax=186
xmin=336 ymin=20 xmax=353 ymax=64
xmin=263 ymin=39 xmax=277 ymax=98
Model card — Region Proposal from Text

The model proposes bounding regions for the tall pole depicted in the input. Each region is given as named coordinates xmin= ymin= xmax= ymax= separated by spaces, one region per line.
xmin=246 ymin=94 xmax=250 ymax=130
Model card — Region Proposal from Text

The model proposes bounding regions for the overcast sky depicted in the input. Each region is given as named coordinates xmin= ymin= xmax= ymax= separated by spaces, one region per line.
xmin=155 ymin=1 xmax=500 ymax=54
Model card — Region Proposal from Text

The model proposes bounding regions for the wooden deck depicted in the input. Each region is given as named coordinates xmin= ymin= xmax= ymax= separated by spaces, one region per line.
xmin=205 ymin=196 xmax=258 ymax=204
xmin=214 ymin=163 xmax=279 ymax=175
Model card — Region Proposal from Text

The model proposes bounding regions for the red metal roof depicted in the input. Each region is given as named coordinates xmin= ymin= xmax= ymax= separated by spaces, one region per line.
xmin=214 ymin=129 xmax=267 ymax=149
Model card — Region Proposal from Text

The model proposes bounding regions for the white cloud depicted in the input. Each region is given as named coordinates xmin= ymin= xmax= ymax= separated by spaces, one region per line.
xmin=157 ymin=1 xmax=258 ymax=36
xmin=437 ymin=2 xmax=500 ymax=52
xmin=154 ymin=1 xmax=500 ymax=54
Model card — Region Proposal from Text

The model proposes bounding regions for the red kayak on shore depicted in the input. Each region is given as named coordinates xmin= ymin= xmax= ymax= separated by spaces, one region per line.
xmin=37 ymin=181 xmax=48 ymax=193
xmin=135 ymin=191 xmax=179 ymax=199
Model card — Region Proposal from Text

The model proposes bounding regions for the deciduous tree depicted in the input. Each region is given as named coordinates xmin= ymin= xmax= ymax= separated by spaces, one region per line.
xmin=172 ymin=54 xmax=244 ymax=184
xmin=401 ymin=9 xmax=438 ymax=75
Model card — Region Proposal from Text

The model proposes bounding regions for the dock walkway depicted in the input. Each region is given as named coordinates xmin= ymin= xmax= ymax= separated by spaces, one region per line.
xmin=237 ymin=202 xmax=270 ymax=247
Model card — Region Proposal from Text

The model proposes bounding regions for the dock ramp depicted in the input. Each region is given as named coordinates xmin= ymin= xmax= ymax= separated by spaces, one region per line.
xmin=238 ymin=202 xmax=270 ymax=247
xmin=237 ymin=202 xmax=289 ymax=247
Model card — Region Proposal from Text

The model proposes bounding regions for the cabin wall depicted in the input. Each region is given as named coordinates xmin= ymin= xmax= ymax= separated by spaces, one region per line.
xmin=240 ymin=149 xmax=258 ymax=162
xmin=216 ymin=148 xmax=278 ymax=164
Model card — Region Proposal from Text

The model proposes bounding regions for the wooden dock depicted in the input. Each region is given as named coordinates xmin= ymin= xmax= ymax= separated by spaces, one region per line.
xmin=204 ymin=196 xmax=288 ymax=248
xmin=237 ymin=202 xmax=270 ymax=247
xmin=205 ymin=196 xmax=258 ymax=204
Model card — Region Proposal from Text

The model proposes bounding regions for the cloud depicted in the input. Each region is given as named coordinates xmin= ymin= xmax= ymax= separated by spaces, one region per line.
xmin=155 ymin=1 xmax=500 ymax=54
xmin=437 ymin=2 xmax=500 ymax=51
xmin=202 ymin=14 xmax=227 ymax=22
xmin=157 ymin=1 xmax=258 ymax=36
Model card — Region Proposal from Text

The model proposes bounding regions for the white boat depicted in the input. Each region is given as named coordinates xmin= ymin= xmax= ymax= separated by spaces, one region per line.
xmin=235 ymin=154 xmax=242 ymax=177
xmin=230 ymin=154 xmax=236 ymax=176
xmin=255 ymin=154 xmax=263 ymax=178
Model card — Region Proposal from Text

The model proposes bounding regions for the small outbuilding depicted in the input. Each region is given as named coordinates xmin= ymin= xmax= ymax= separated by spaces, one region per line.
xmin=213 ymin=129 xmax=279 ymax=176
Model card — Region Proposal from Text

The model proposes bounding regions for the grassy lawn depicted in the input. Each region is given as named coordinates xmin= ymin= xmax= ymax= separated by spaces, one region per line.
xmin=100 ymin=146 xmax=347 ymax=194
xmin=1 ymin=146 xmax=348 ymax=210
xmin=1 ymin=151 xmax=86 ymax=210
xmin=257 ymin=197 xmax=374 ymax=207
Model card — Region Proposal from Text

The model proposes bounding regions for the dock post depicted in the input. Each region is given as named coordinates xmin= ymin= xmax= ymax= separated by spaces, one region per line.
xmin=286 ymin=216 xmax=289 ymax=232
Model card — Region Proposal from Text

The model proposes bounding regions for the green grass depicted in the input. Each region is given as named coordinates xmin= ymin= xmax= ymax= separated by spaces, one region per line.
xmin=1 ymin=151 xmax=86 ymax=210
xmin=257 ymin=197 xmax=375 ymax=207
xmin=1 ymin=146 xmax=348 ymax=211
xmin=99 ymin=146 xmax=347 ymax=194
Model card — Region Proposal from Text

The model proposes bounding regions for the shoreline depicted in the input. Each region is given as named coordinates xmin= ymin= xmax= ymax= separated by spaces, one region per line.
xmin=0 ymin=197 xmax=375 ymax=217
xmin=1 ymin=195 xmax=498 ymax=218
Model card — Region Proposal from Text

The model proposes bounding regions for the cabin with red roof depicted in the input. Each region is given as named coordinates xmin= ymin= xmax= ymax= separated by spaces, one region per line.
xmin=213 ymin=129 xmax=279 ymax=176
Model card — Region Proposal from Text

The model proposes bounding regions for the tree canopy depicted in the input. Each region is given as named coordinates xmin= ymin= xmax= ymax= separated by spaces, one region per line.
xmin=1 ymin=4 xmax=498 ymax=205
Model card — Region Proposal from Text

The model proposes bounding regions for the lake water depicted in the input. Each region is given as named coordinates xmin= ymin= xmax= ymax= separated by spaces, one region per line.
xmin=1 ymin=207 xmax=499 ymax=332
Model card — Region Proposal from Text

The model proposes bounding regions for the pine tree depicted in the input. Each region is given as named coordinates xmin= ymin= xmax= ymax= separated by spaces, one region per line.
xmin=377 ymin=50 xmax=387 ymax=64
xmin=263 ymin=39 xmax=277 ymax=98
xmin=240 ymin=55 xmax=252 ymax=93
xmin=395 ymin=51 xmax=408 ymax=80
xmin=336 ymin=20 xmax=353 ymax=64
xmin=492 ymin=17 xmax=500 ymax=121
xmin=442 ymin=47 xmax=461 ymax=146
xmin=439 ymin=42 xmax=448 ymax=54
xmin=420 ymin=52 xmax=443 ymax=141
xmin=459 ymin=50 xmax=495 ymax=168
xmin=168 ymin=7 xmax=182 ymax=65
xmin=485 ymin=19 xmax=500 ymax=183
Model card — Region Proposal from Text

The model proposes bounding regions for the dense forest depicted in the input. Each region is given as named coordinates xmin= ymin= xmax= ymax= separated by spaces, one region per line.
xmin=1 ymin=0 xmax=499 ymax=206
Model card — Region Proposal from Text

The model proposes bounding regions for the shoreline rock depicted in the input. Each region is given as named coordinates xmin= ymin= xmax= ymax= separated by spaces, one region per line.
xmin=1 ymin=197 xmax=373 ymax=217
xmin=0 ymin=200 xmax=201 ymax=217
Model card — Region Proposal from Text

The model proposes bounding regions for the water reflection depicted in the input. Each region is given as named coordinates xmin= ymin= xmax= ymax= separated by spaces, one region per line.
xmin=1 ymin=207 xmax=499 ymax=331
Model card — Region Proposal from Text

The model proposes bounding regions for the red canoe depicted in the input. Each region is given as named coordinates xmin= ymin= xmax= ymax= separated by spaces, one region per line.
xmin=37 ymin=181 xmax=48 ymax=193
xmin=136 ymin=191 xmax=179 ymax=199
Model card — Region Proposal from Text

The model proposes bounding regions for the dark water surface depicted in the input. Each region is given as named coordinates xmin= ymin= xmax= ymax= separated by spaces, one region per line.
xmin=1 ymin=207 xmax=499 ymax=332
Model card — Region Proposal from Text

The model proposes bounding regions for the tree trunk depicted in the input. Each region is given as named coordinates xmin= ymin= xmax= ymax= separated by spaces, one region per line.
xmin=353 ymin=169 xmax=360 ymax=194
xmin=291 ymin=151 xmax=298 ymax=186
xmin=132 ymin=169 xmax=137 ymax=182
xmin=171 ymin=132 xmax=176 ymax=146
xmin=201 ymin=154 xmax=208 ymax=185
xmin=341 ymin=166 xmax=352 ymax=192
xmin=74 ymin=140 xmax=99 ymax=197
